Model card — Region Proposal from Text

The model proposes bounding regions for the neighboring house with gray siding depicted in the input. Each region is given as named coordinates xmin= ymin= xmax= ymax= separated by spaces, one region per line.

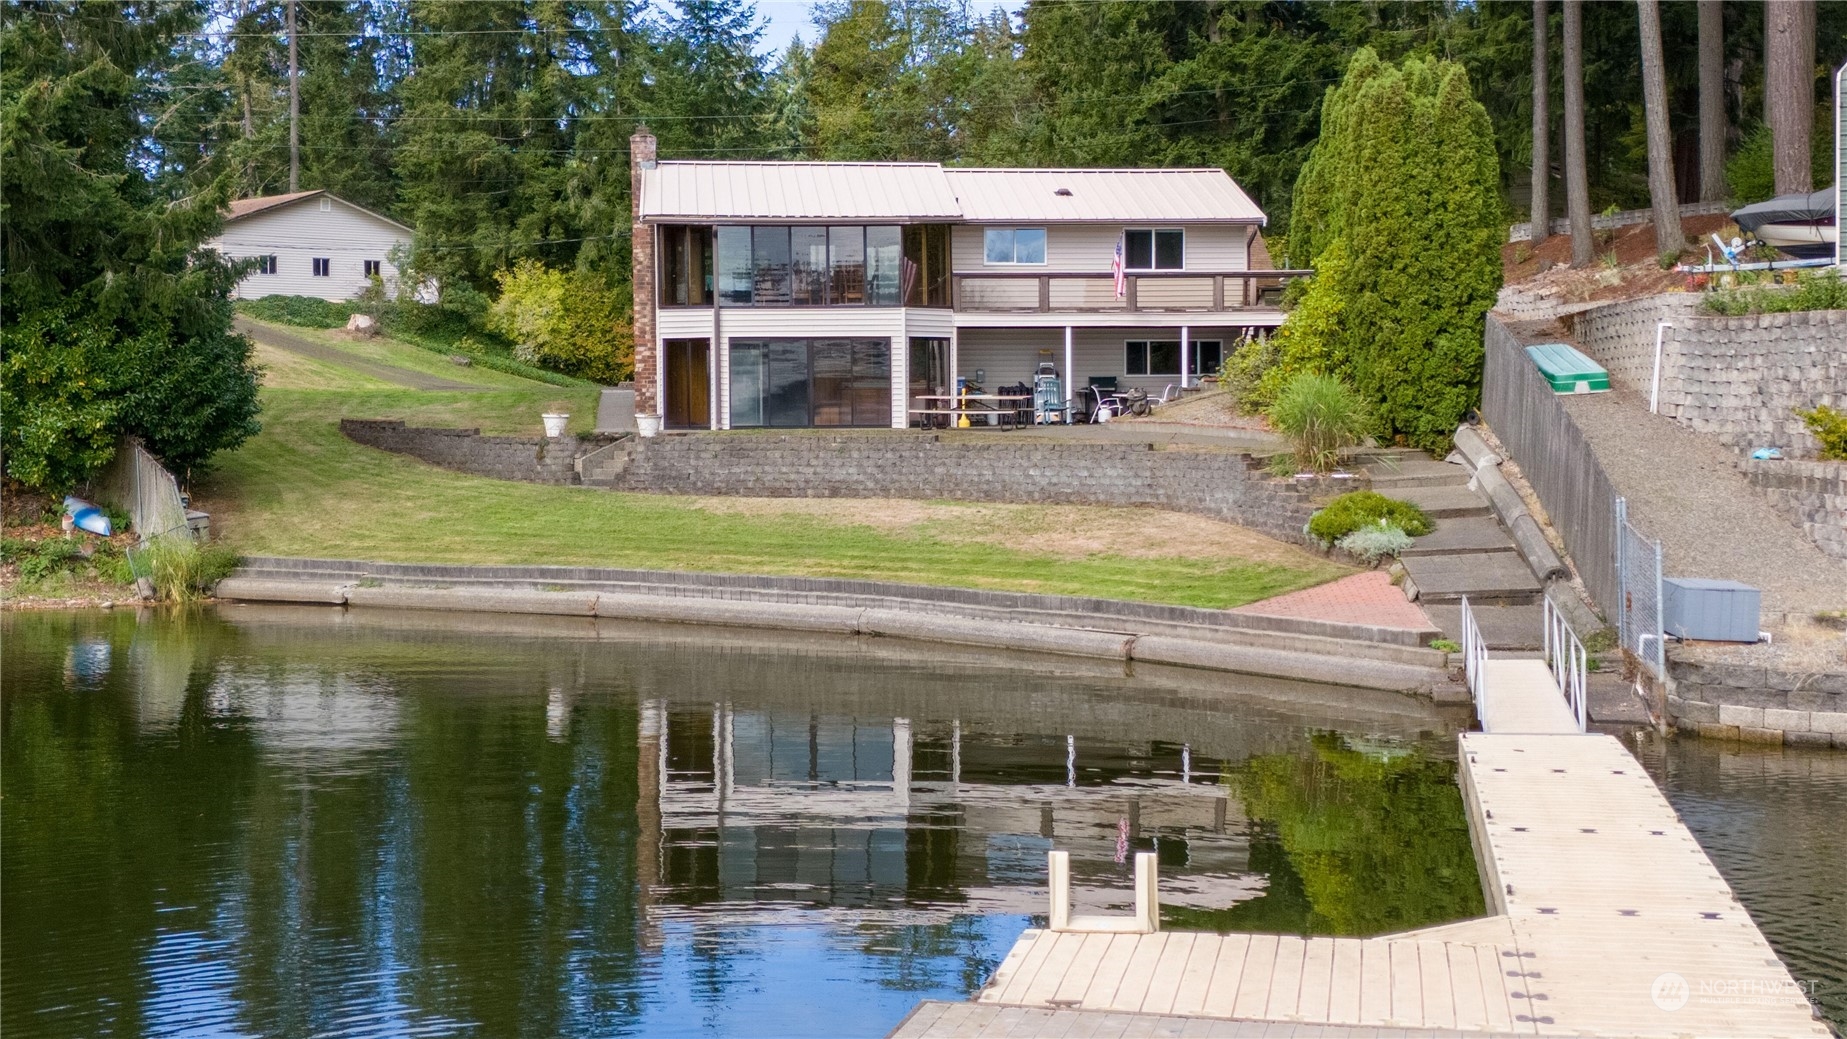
xmin=628 ymin=129 xmax=1306 ymax=433
xmin=209 ymin=189 xmax=413 ymax=302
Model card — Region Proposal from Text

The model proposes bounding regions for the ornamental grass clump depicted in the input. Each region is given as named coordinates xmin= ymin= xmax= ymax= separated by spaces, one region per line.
xmin=1266 ymin=372 xmax=1370 ymax=474
xmin=1307 ymin=491 xmax=1434 ymax=546
xmin=137 ymin=536 xmax=241 ymax=603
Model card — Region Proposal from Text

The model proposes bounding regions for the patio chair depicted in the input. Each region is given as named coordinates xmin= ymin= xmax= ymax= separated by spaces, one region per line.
xmin=1083 ymin=377 xmax=1121 ymax=423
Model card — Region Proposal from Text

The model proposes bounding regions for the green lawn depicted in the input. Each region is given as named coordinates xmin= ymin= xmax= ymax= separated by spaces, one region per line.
xmin=245 ymin=317 xmax=555 ymax=391
xmin=197 ymin=345 xmax=1348 ymax=609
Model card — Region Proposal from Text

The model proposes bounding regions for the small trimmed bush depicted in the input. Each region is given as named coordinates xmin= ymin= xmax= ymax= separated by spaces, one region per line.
xmin=1336 ymin=520 xmax=1413 ymax=564
xmin=1266 ymin=372 xmax=1370 ymax=474
xmin=1799 ymin=404 xmax=1847 ymax=461
xmin=1307 ymin=491 xmax=1433 ymax=545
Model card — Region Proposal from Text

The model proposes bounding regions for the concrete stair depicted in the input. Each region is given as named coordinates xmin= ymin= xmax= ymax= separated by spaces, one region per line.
xmin=576 ymin=439 xmax=634 ymax=487
xmin=1358 ymin=452 xmax=1544 ymax=616
xmin=1388 ymin=484 xmax=1494 ymax=520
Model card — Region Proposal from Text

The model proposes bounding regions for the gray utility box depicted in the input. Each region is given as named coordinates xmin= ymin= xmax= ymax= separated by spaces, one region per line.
xmin=1662 ymin=578 xmax=1761 ymax=642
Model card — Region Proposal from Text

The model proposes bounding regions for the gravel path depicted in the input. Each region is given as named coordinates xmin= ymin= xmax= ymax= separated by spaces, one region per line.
xmin=235 ymin=317 xmax=484 ymax=392
xmin=1559 ymin=385 xmax=1847 ymax=620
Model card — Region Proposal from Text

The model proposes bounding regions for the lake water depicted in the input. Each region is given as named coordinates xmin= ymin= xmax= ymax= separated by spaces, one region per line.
xmin=1 ymin=607 xmax=1838 ymax=1037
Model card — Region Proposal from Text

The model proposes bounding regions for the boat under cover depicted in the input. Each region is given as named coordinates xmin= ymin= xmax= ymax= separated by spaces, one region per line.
xmin=1730 ymin=186 xmax=1838 ymax=259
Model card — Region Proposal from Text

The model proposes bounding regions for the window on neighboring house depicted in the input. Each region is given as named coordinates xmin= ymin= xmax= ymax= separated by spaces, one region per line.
xmin=983 ymin=227 xmax=1046 ymax=265
xmin=319 ymin=198 xmax=332 ymax=211
xmin=1125 ymin=339 xmax=1223 ymax=376
xmin=256 ymin=255 xmax=278 ymax=275
xmin=312 ymin=257 xmax=330 ymax=277
xmin=1123 ymin=229 xmax=1185 ymax=270
xmin=363 ymin=259 xmax=381 ymax=278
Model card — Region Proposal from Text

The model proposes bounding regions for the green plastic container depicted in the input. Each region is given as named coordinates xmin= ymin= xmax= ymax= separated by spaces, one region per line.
xmin=1524 ymin=343 xmax=1610 ymax=394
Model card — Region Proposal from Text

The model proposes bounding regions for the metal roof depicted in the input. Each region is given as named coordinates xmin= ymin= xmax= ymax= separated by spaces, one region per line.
xmin=943 ymin=168 xmax=1264 ymax=224
xmin=639 ymin=162 xmax=1266 ymax=224
xmin=640 ymin=161 xmax=963 ymax=221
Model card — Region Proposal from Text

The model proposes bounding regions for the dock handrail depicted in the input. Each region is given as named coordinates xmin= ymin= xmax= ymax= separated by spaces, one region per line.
xmin=1460 ymin=596 xmax=1488 ymax=717
xmin=1543 ymin=596 xmax=1589 ymax=732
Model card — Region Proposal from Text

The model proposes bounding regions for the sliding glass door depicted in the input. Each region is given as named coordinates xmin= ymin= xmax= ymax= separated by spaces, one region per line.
xmin=729 ymin=338 xmax=891 ymax=428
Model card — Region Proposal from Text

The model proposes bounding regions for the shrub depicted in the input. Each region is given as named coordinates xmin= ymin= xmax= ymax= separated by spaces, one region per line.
xmin=1307 ymin=491 xmax=1434 ymax=545
xmin=1336 ymin=520 xmax=1413 ymax=564
xmin=1799 ymin=404 xmax=1847 ymax=461
xmin=1266 ymin=372 xmax=1370 ymax=473
xmin=1703 ymin=271 xmax=1847 ymax=316
xmin=236 ymin=295 xmax=357 ymax=328
xmin=486 ymin=260 xmax=634 ymax=384
xmin=1219 ymin=332 xmax=1285 ymax=413
xmin=137 ymin=536 xmax=240 ymax=603
xmin=1430 ymin=638 xmax=1461 ymax=653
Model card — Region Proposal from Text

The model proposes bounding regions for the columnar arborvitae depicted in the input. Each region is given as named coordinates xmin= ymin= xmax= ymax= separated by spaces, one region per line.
xmin=1269 ymin=49 xmax=1503 ymax=453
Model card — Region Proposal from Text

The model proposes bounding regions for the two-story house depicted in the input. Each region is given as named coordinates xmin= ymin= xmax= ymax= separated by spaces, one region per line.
xmin=628 ymin=130 xmax=1303 ymax=433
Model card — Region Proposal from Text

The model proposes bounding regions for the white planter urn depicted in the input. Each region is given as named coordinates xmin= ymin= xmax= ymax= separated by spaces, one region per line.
xmin=636 ymin=413 xmax=663 ymax=438
xmin=541 ymin=412 xmax=570 ymax=438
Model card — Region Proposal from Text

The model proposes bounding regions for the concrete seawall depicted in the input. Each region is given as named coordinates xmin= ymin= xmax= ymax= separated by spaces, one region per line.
xmin=216 ymin=556 xmax=1457 ymax=696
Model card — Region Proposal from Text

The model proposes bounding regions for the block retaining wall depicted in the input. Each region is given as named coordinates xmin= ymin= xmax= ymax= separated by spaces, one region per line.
xmin=338 ymin=421 xmax=1341 ymax=546
xmin=1667 ymin=659 xmax=1847 ymax=748
xmin=1561 ymin=296 xmax=1847 ymax=457
xmin=1739 ymin=459 xmax=1847 ymax=562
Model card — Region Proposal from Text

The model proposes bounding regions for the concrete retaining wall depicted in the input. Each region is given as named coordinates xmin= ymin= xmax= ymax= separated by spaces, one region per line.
xmin=1561 ymin=296 xmax=1847 ymax=456
xmin=215 ymin=556 xmax=1455 ymax=695
xmin=601 ymin=434 xmax=1336 ymax=545
xmin=1667 ymin=658 xmax=1847 ymax=748
xmin=1740 ymin=459 xmax=1847 ymax=561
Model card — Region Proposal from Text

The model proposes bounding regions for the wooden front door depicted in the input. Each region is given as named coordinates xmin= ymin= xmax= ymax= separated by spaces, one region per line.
xmin=664 ymin=338 xmax=710 ymax=429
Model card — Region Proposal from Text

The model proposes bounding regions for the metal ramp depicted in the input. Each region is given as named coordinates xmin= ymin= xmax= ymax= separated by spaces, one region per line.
xmin=1460 ymin=596 xmax=1586 ymax=734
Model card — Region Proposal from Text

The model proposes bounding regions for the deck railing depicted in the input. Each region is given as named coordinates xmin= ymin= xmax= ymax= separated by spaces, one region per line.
xmin=1543 ymin=596 xmax=1589 ymax=732
xmin=1460 ymin=595 xmax=1488 ymax=718
xmin=950 ymin=269 xmax=1312 ymax=314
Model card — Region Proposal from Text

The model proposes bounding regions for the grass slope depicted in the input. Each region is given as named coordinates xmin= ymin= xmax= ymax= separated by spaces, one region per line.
xmin=199 ymin=340 xmax=1347 ymax=609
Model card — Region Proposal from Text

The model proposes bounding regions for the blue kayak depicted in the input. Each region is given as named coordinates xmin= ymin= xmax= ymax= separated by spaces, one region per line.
xmin=63 ymin=496 xmax=113 ymax=537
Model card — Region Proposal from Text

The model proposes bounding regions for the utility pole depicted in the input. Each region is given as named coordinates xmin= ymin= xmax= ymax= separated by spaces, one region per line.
xmin=287 ymin=0 xmax=299 ymax=193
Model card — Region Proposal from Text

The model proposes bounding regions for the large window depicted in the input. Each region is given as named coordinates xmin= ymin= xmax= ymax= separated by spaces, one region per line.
xmin=983 ymin=227 xmax=1046 ymax=265
xmin=1125 ymin=339 xmax=1222 ymax=377
xmin=711 ymin=225 xmax=915 ymax=307
xmin=1124 ymin=229 xmax=1185 ymax=271
xmin=902 ymin=225 xmax=950 ymax=307
xmin=660 ymin=225 xmax=713 ymax=306
xmin=730 ymin=338 xmax=891 ymax=428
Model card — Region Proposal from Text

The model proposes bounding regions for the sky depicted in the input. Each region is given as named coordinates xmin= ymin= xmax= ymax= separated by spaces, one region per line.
xmin=752 ymin=0 xmax=1018 ymax=54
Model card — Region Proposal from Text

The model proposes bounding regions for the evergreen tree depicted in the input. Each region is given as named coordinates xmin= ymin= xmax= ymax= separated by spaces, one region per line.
xmin=764 ymin=37 xmax=816 ymax=158
xmin=645 ymin=0 xmax=770 ymax=158
xmin=1 ymin=0 xmax=261 ymax=489
xmin=1269 ymin=49 xmax=1503 ymax=453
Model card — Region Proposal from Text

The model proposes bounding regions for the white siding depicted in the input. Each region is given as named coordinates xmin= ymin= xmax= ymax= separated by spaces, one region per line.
xmin=699 ymin=307 xmax=909 ymax=430
xmin=210 ymin=198 xmax=410 ymax=302
xmin=951 ymin=223 xmax=1252 ymax=274
xmin=955 ymin=326 xmax=1250 ymax=399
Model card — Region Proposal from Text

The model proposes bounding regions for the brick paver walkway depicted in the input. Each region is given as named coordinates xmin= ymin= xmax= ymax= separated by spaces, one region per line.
xmin=1232 ymin=570 xmax=1434 ymax=630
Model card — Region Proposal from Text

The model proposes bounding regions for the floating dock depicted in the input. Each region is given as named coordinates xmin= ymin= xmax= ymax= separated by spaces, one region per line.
xmin=893 ymin=608 xmax=1830 ymax=1038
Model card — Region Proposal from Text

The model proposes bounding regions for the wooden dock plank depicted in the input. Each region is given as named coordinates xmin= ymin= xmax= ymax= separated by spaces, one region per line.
xmin=1445 ymin=943 xmax=1488 ymax=1031
xmin=1474 ymin=944 xmax=1520 ymax=1034
xmin=1197 ymin=934 xmax=1251 ymax=1019
xmin=1137 ymin=932 xmax=1197 ymax=1015
xmin=1230 ymin=934 xmax=1278 ymax=1019
xmin=1388 ymin=939 xmax=1422 ymax=1026
xmin=1326 ymin=939 xmax=1363 ymax=1025
xmin=993 ymin=931 xmax=1060 ymax=1006
xmin=1167 ymin=934 xmax=1224 ymax=1017
xmin=1296 ymin=938 xmax=1335 ymax=1023
xmin=1416 ymin=941 xmax=1455 ymax=1029
xmin=981 ymin=930 xmax=1042 ymax=1003
xmin=1051 ymin=933 xmax=1117 ymax=1007
xmin=1264 ymin=935 xmax=1307 ymax=1019
xmin=1020 ymin=932 xmax=1087 ymax=1008
xmin=1080 ymin=933 xmax=1142 ymax=1011
xmin=1357 ymin=940 xmax=1394 ymax=1026
xmin=1106 ymin=932 xmax=1170 ymax=1013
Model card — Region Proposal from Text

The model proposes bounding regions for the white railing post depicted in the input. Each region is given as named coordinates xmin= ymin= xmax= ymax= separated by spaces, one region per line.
xmin=1135 ymin=852 xmax=1160 ymax=933
xmin=1542 ymin=596 xmax=1589 ymax=732
xmin=1048 ymin=850 xmax=1071 ymax=931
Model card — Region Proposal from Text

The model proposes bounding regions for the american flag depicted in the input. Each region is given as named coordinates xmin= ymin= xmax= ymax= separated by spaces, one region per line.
xmin=1112 ymin=235 xmax=1126 ymax=298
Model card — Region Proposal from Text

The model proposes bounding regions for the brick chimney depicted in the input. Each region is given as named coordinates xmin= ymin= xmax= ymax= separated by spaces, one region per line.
xmin=629 ymin=126 xmax=659 ymax=424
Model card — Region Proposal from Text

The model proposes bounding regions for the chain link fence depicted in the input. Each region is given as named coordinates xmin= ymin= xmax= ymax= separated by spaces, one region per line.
xmin=1615 ymin=497 xmax=1666 ymax=682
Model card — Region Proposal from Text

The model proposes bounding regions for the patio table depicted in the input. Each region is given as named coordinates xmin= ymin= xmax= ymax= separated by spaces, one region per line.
xmin=910 ymin=394 xmax=1033 ymax=430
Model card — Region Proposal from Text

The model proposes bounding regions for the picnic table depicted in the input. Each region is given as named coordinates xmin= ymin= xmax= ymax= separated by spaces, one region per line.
xmin=910 ymin=394 xmax=1033 ymax=429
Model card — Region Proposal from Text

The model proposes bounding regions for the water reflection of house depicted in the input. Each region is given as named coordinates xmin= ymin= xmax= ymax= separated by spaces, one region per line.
xmin=637 ymin=701 xmax=1263 ymax=939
